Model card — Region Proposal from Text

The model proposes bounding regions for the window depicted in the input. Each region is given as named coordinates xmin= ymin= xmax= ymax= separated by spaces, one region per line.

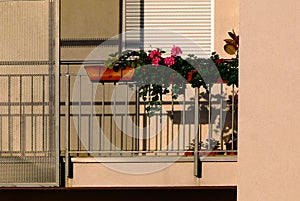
xmin=123 ymin=0 xmax=214 ymax=57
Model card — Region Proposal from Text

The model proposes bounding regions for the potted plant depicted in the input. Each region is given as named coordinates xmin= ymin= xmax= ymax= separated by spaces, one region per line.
xmin=184 ymin=139 xmax=202 ymax=157
xmin=200 ymin=138 xmax=221 ymax=156
xmin=84 ymin=30 xmax=239 ymax=117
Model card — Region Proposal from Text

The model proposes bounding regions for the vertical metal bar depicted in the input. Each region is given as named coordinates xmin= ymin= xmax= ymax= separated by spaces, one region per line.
xmin=125 ymin=83 xmax=128 ymax=152
xmin=45 ymin=115 xmax=47 ymax=151
xmin=142 ymin=92 xmax=147 ymax=154
xmin=19 ymin=76 xmax=24 ymax=154
xmin=147 ymin=86 xmax=151 ymax=152
xmin=208 ymin=84 xmax=212 ymax=149
xmin=110 ymin=114 xmax=113 ymax=155
xmin=220 ymin=83 xmax=224 ymax=150
xmin=101 ymin=83 xmax=105 ymax=152
xmin=171 ymin=89 xmax=174 ymax=151
xmin=155 ymin=112 xmax=158 ymax=153
xmin=90 ymin=82 xmax=93 ymax=151
xmin=194 ymin=87 xmax=199 ymax=177
xmin=121 ymin=115 xmax=124 ymax=153
xmin=65 ymin=74 xmax=70 ymax=184
xmin=31 ymin=76 xmax=34 ymax=151
xmin=183 ymin=88 xmax=186 ymax=151
xmin=0 ymin=116 xmax=2 ymax=153
xmin=42 ymin=75 xmax=45 ymax=151
xmin=136 ymin=84 xmax=140 ymax=152
xmin=8 ymin=75 xmax=11 ymax=152
xmin=160 ymin=91 xmax=163 ymax=152
xmin=114 ymin=83 xmax=117 ymax=152
xmin=34 ymin=116 xmax=37 ymax=152
xmin=231 ymin=85 xmax=235 ymax=150
xmin=166 ymin=113 xmax=169 ymax=156
xmin=78 ymin=75 xmax=82 ymax=151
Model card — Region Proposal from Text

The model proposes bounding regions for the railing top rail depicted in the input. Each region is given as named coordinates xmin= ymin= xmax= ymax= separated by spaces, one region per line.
xmin=60 ymin=60 xmax=105 ymax=65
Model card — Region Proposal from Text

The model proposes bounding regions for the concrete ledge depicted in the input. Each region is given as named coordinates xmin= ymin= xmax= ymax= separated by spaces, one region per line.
xmin=70 ymin=156 xmax=237 ymax=163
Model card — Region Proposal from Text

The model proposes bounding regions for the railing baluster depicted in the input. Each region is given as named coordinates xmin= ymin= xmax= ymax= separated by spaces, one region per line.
xmin=31 ymin=76 xmax=34 ymax=152
xmin=231 ymin=85 xmax=235 ymax=150
xmin=0 ymin=116 xmax=2 ymax=154
xmin=194 ymin=87 xmax=199 ymax=177
xmin=20 ymin=75 xmax=24 ymax=154
xmin=101 ymin=82 xmax=105 ymax=153
xmin=220 ymin=83 xmax=224 ymax=150
xmin=42 ymin=75 xmax=45 ymax=152
xmin=90 ymin=82 xmax=93 ymax=151
xmin=136 ymin=84 xmax=140 ymax=153
xmin=171 ymin=87 xmax=174 ymax=151
xmin=125 ymin=83 xmax=128 ymax=152
xmin=208 ymin=84 xmax=212 ymax=150
xmin=183 ymin=88 xmax=186 ymax=151
xmin=160 ymin=92 xmax=163 ymax=152
xmin=65 ymin=74 xmax=70 ymax=183
xmin=113 ymin=83 xmax=117 ymax=153
xmin=78 ymin=75 xmax=82 ymax=151
xmin=8 ymin=75 xmax=11 ymax=153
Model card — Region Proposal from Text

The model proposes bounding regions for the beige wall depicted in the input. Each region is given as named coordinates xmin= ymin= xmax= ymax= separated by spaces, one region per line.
xmin=239 ymin=0 xmax=300 ymax=200
xmin=60 ymin=0 xmax=120 ymax=60
xmin=215 ymin=0 xmax=239 ymax=58
xmin=69 ymin=161 xmax=237 ymax=187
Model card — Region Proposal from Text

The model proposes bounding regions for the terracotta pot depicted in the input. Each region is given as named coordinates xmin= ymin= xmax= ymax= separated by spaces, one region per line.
xmin=187 ymin=70 xmax=197 ymax=82
xmin=199 ymin=150 xmax=216 ymax=157
xmin=184 ymin=151 xmax=194 ymax=157
xmin=216 ymin=78 xmax=228 ymax=84
xmin=84 ymin=65 xmax=135 ymax=82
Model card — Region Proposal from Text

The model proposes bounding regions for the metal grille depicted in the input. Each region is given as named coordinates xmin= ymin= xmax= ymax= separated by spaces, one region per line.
xmin=61 ymin=63 xmax=238 ymax=157
xmin=0 ymin=0 xmax=58 ymax=186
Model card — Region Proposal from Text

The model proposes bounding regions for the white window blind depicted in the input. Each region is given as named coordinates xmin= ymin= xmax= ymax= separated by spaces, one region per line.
xmin=124 ymin=0 xmax=214 ymax=57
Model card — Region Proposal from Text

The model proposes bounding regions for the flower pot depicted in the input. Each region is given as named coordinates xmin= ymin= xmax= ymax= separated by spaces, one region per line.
xmin=84 ymin=65 xmax=135 ymax=82
xmin=225 ymin=142 xmax=238 ymax=155
xmin=216 ymin=78 xmax=228 ymax=84
xmin=184 ymin=150 xmax=194 ymax=157
xmin=199 ymin=150 xmax=216 ymax=157
xmin=187 ymin=70 xmax=197 ymax=82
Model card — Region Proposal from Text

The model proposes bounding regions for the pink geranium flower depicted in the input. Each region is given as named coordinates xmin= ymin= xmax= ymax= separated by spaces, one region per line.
xmin=171 ymin=45 xmax=182 ymax=56
xmin=152 ymin=57 xmax=161 ymax=66
xmin=149 ymin=50 xmax=161 ymax=58
xmin=164 ymin=56 xmax=175 ymax=67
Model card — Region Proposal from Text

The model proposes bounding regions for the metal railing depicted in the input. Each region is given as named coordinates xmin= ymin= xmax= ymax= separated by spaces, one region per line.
xmin=0 ymin=72 xmax=57 ymax=185
xmin=60 ymin=61 xmax=238 ymax=159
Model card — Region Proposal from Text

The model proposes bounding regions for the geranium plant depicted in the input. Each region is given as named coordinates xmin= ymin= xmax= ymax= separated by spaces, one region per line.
xmin=104 ymin=46 xmax=196 ymax=115
xmin=103 ymin=30 xmax=239 ymax=116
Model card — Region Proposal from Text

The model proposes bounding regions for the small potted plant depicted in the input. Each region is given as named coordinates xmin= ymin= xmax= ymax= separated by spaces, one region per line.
xmin=200 ymin=138 xmax=221 ymax=156
xmin=184 ymin=139 xmax=202 ymax=157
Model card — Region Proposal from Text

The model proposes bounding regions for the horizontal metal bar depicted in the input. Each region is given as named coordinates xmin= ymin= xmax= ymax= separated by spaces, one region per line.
xmin=0 ymin=183 xmax=58 ymax=188
xmin=0 ymin=74 xmax=49 ymax=77
xmin=0 ymin=61 xmax=52 ymax=66
xmin=60 ymin=60 xmax=105 ymax=65
xmin=71 ymin=156 xmax=193 ymax=163
xmin=0 ymin=114 xmax=49 ymax=117
xmin=65 ymin=150 xmax=186 ymax=154
xmin=69 ymin=156 xmax=237 ymax=163
xmin=59 ymin=100 xmax=212 ymax=106
xmin=0 ymin=102 xmax=49 ymax=106
xmin=60 ymin=38 xmax=119 ymax=47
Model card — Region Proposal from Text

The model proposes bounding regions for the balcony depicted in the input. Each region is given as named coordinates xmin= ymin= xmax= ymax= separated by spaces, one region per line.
xmin=59 ymin=61 xmax=238 ymax=186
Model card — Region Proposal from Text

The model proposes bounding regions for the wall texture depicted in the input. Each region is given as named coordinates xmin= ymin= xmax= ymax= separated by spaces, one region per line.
xmin=215 ymin=0 xmax=239 ymax=58
xmin=239 ymin=0 xmax=300 ymax=200
xmin=69 ymin=161 xmax=237 ymax=187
